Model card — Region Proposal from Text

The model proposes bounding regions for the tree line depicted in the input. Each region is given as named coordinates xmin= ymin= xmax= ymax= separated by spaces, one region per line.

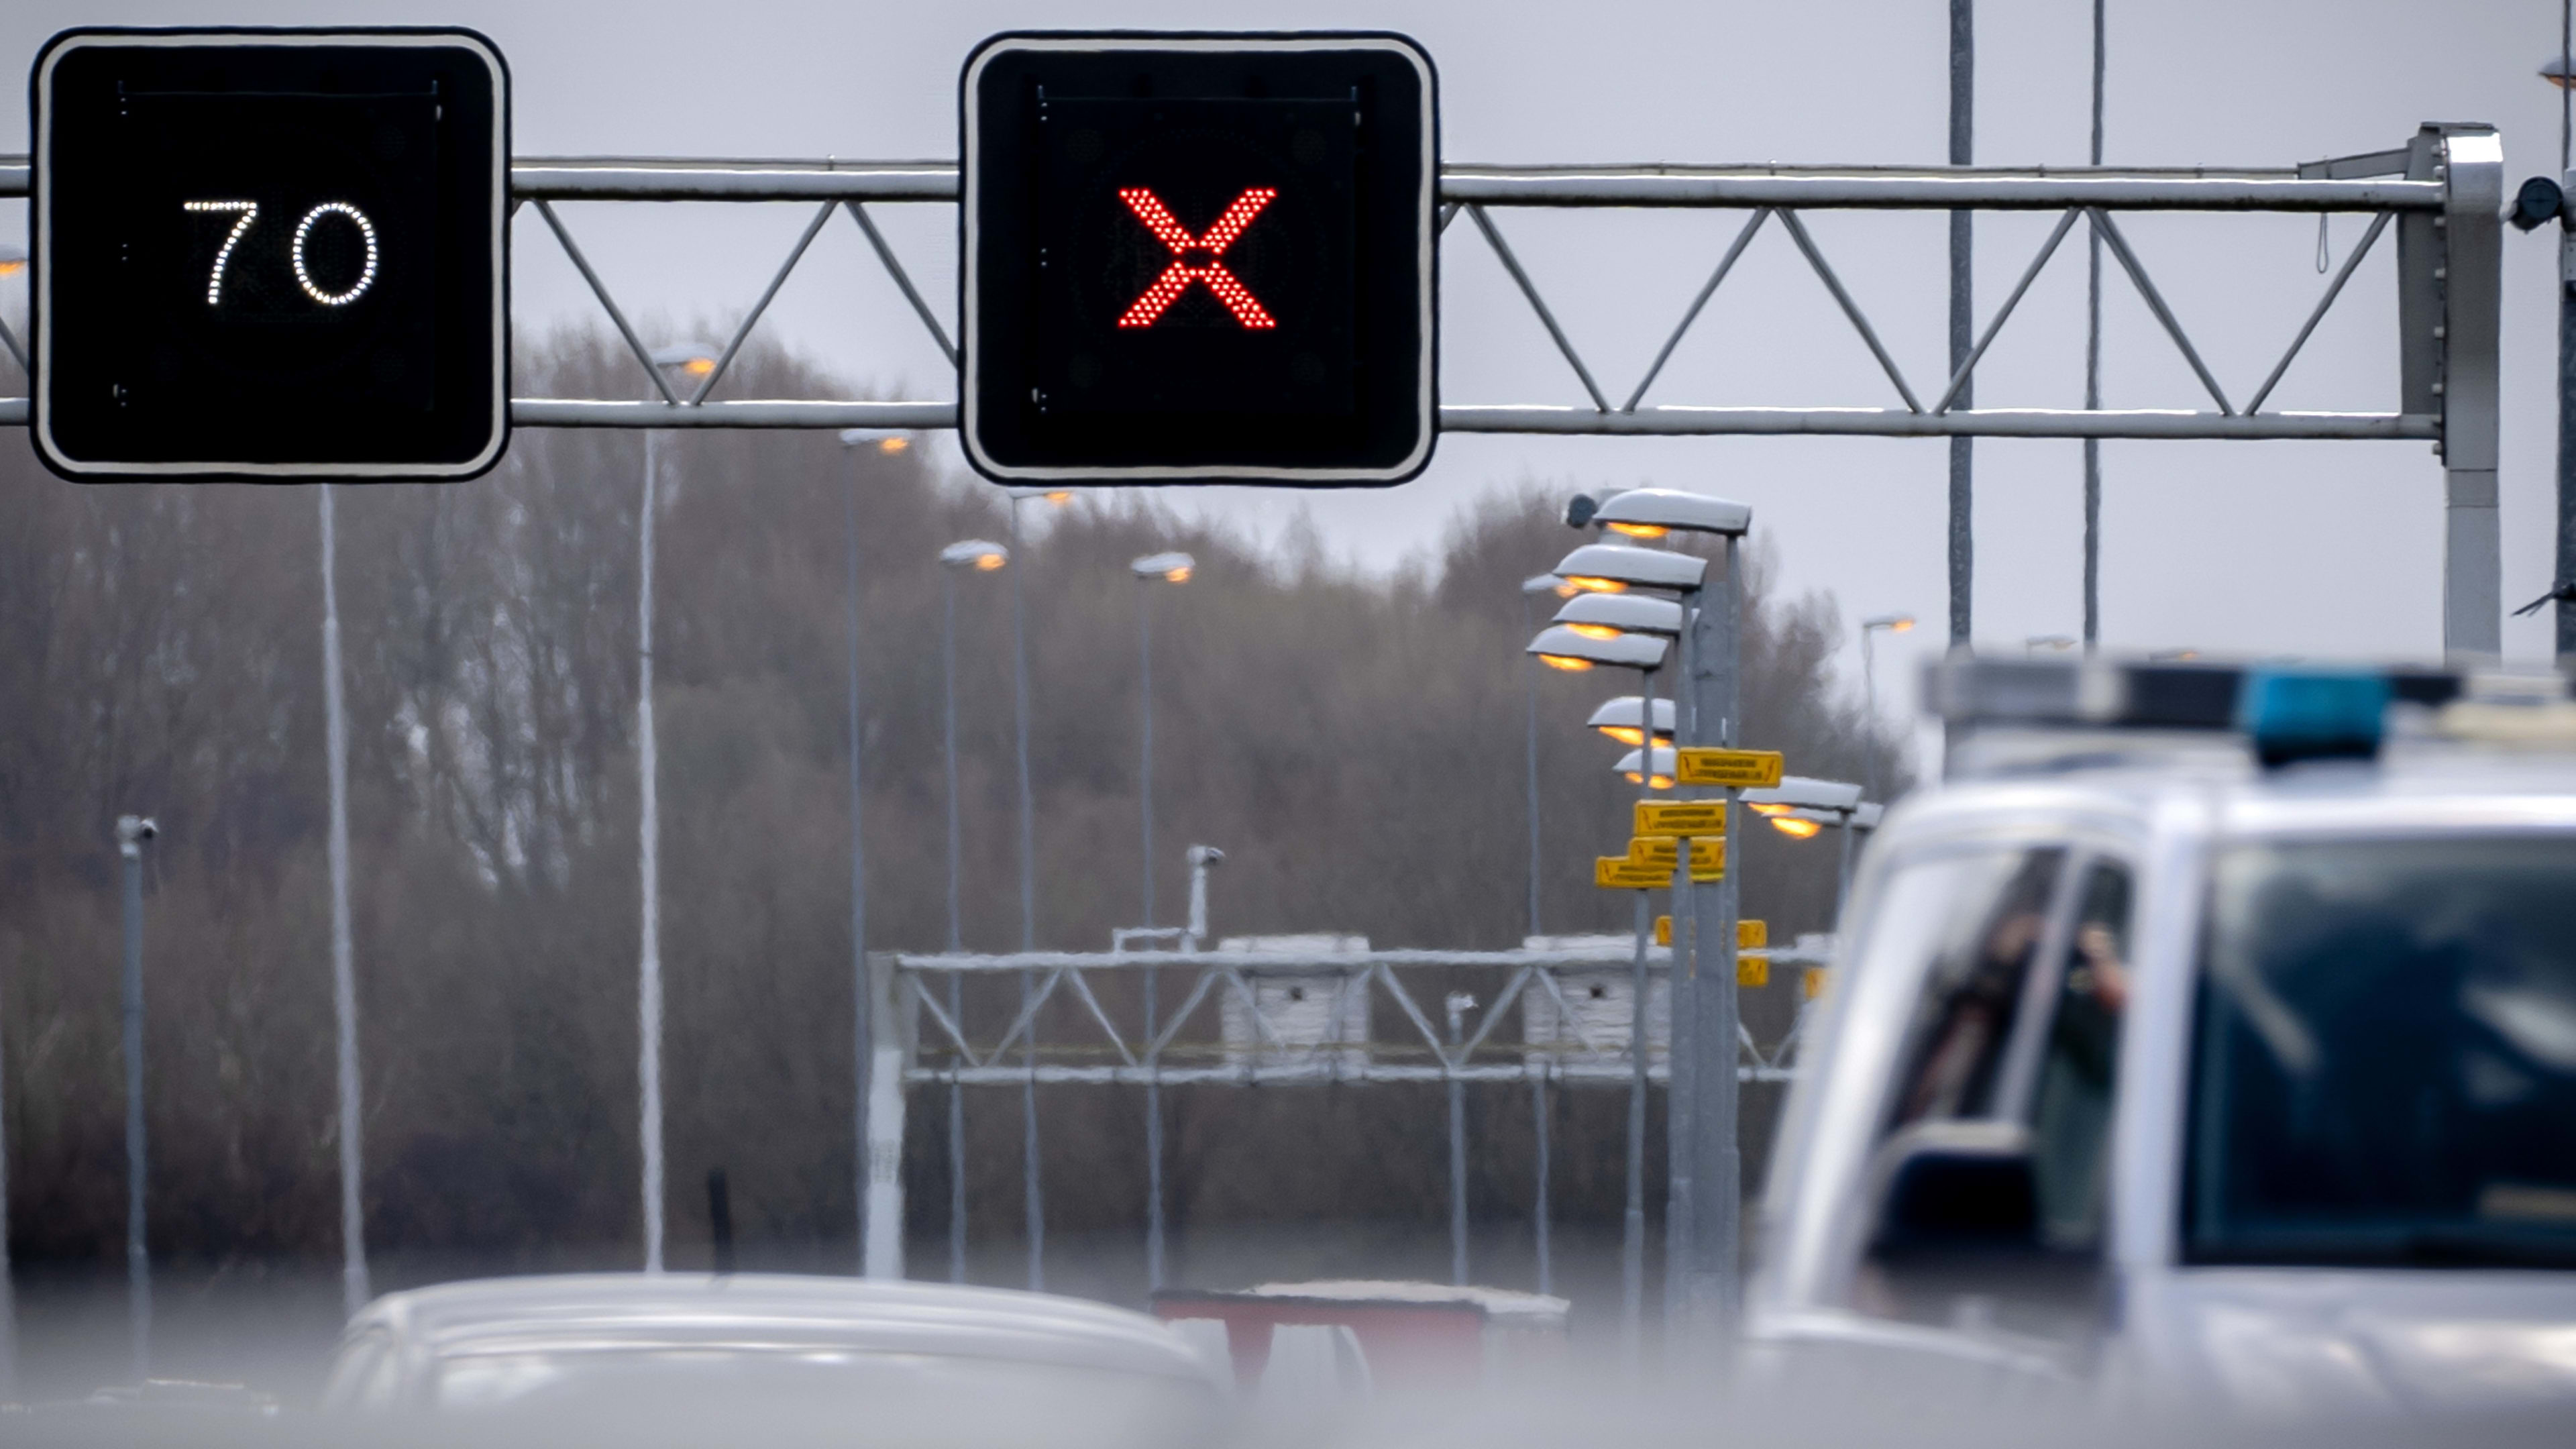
xmin=0 ymin=332 xmax=1903 ymax=1295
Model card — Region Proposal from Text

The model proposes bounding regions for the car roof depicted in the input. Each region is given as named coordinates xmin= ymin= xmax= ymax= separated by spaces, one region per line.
xmin=350 ymin=1274 xmax=1220 ymax=1385
xmin=1885 ymin=738 xmax=2576 ymax=853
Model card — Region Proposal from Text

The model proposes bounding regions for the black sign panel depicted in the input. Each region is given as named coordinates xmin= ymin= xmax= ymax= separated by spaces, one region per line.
xmin=963 ymin=34 xmax=1436 ymax=486
xmin=33 ymin=29 xmax=508 ymax=482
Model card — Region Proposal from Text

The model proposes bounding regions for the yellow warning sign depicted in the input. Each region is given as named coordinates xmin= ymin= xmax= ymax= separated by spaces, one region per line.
xmin=1627 ymin=837 xmax=1725 ymax=876
xmin=1738 ymin=955 xmax=1769 ymax=988
xmin=1655 ymin=916 xmax=1768 ymax=950
xmin=1634 ymin=800 xmax=1727 ymax=838
xmin=1674 ymin=747 xmax=1785 ymax=789
xmin=1803 ymin=966 xmax=1832 ymax=1000
xmin=1595 ymin=856 xmax=1666 ymax=890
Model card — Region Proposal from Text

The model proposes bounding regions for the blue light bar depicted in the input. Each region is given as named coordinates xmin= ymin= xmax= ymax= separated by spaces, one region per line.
xmin=2234 ymin=668 xmax=2392 ymax=767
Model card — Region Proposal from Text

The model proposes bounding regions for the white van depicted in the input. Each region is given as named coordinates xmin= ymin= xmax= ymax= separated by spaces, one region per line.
xmin=1745 ymin=659 xmax=2576 ymax=1417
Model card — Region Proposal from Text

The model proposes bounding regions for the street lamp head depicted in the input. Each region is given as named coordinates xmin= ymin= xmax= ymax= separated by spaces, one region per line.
xmin=2025 ymin=634 xmax=2078 ymax=655
xmin=1863 ymin=613 xmax=1915 ymax=634
xmin=1132 ymin=551 xmax=1194 ymax=583
xmin=1527 ymin=625 xmax=1667 ymax=673
xmin=0 ymin=244 xmax=23 ymax=277
xmin=1521 ymin=573 xmax=1572 ymax=597
xmin=1742 ymin=776 xmax=1864 ymax=814
xmin=2546 ymin=52 xmax=2576 ymax=89
xmin=1586 ymin=694 xmax=1676 ymax=747
xmin=1552 ymin=543 xmax=1707 ymax=595
xmin=1553 ymin=591 xmax=1685 ymax=639
xmin=650 ymin=341 xmax=722 ymax=377
xmin=839 ymin=428 xmax=912 ymax=453
xmin=1768 ymin=810 xmax=1828 ymax=839
xmin=116 ymin=814 xmax=158 ymax=855
xmin=1615 ymin=747 xmax=1678 ymax=790
xmin=1593 ymin=488 xmax=1752 ymax=539
xmin=1008 ymin=486 xmax=1074 ymax=504
xmin=941 ymin=539 xmax=1008 ymax=571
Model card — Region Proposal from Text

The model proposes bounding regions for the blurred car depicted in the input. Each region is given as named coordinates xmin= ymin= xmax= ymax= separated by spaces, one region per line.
xmin=319 ymin=1273 xmax=1228 ymax=1447
xmin=1746 ymin=659 xmax=2576 ymax=1418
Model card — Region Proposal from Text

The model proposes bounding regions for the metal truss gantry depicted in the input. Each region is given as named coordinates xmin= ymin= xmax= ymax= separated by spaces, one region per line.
xmin=860 ymin=941 xmax=1827 ymax=1298
xmin=0 ymin=121 xmax=2506 ymax=649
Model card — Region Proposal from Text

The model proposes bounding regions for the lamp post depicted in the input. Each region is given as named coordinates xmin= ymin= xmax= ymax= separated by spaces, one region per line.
xmin=318 ymin=484 xmax=367 ymax=1320
xmin=1519 ymin=574 xmax=1574 ymax=939
xmin=1860 ymin=614 xmax=1915 ymax=804
xmin=835 ymin=428 xmax=910 ymax=1276
xmin=2544 ymin=37 xmax=2576 ymax=661
xmin=115 ymin=814 xmax=156 ymax=1381
xmin=1130 ymin=550 xmax=1191 ymax=1292
xmin=1005 ymin=488 xmax=1067 ymax=1293
xmin=1526 ymin=623 xmax=1669 ymax=1353
xmin=635 ymin=341 xmax=716 ymax=1275
xmin=1574 ymin=490 xmax=1754 ymax=1342
xmin=938 ymin=538 xmax=1008 ymax=1283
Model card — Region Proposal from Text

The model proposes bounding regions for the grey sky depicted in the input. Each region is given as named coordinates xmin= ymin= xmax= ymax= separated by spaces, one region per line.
xmin=3 ymin=0 xmax=2568 ymax=747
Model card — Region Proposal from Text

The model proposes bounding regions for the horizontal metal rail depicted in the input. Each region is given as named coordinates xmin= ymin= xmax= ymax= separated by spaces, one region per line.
xmin=0 ymin=156 xmax=2443 ymax=211
xmin=911 ymin=1063 xmax=1796 ymax=1085
xmin=0 ymin=398 xmax=2437 ymax=442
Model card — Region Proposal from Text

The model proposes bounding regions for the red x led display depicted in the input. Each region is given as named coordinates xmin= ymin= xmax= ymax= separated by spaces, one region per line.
xmin=963 ymin=34 xmax=1437 ymax=486
xmin=1115 ymin=188 xmax=1279 ymax=329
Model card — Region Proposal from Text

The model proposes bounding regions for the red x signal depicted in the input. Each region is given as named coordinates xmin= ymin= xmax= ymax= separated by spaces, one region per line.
xmin=1116 ymin=187 xmax=1279 ymax=329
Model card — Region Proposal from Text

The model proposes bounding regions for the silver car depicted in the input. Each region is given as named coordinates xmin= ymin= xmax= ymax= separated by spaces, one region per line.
xmin=321 ymin=1273 xmax=1228 ymax=1445
xmin=1746 ymin=660 xmax=2576 ymax=1417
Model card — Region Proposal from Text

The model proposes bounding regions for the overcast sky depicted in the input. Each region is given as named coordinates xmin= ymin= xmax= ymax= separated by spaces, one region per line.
xmin=4 ymin=0 xmax=2569 ymax=748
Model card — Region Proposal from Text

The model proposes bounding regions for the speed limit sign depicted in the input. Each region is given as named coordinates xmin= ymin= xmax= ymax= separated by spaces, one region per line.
xmin=32 ymin=29 xmax=510 ymax=481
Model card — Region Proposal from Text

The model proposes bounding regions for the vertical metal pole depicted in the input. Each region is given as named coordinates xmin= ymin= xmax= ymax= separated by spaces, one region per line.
xmin=321 ymin=485 xmax=369 ymax=1319
xmin=121 ymin=828 xmax=149 ymax=1381
xmin=1144 ymin=967 xmax=1165 ymax=1290
xmin=1948 ymin=0 xmax=1976 ymax=647
xmin=1446 ymin=994 xmax=1470 ymax=1287
xmin=1522 ymin=592 xmax=1543 ymax=941
xmin=1531 ymin=1069 xmax=1551 ymax=1297
xmin=2562 ymin=202 xmax=2576 ymax=663
xmin=1139 ymin=582 xmax=1155 ymax=930
xmin=847 ymin=468 xmax=873 ymax=1273
xmin=1625 ymin=667 xmax=1656 ymax=1356
xmin=1836 ymin=815 xmax=1858 ymax=922
xmin=943 ymin=572 xmax=963 ymax=955
xmin=0 ymin=885 xmax=12 ymax=1399
xmin=1008 ymin=507 xmax=1043 ymax=1293
xmin=639 ymin=429 xmax=665 ymax=1276
xmin=861 ymin=953 xmax=907 ymax=1280
xmin=1861 ymin=626 xmax=1878 ymax=804
xmin=2082 ymin=0 xmax=2105 ymax=647
xmin=947 ymin=1035 xmax=965 ymax=1282
xmin=943 ymin=569 xmax=967 ymax=1285
xmin=2438 ymin=129 xmax=2504 ymax=663
xmin=1662 ymin=658 xmax=1695 ymax=1330
xmin=1683 ymin=541 xmax=1745 ymax=1340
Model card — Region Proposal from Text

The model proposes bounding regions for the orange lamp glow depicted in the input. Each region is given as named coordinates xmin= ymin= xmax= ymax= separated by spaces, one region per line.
xmin=1562 ymin=576 xmax=1627 ymax=594
xmin=879 ymin=437 xmax=911 ymax=454
xmin=1605 ymin=521 xmax=1669 ymax=539
xmin=1539 ymin=654 xmax=1594 ymax=672
xmin=973 ymin=553 xmax=1006 ymax=572
xmin=1623 ymin=770 xmax=1676 ymax=790
xmin=1746 ymin=802 xmax=1792 ymax=817
xmin=1567 ymin=623 xmax=1625 ymax=641
xmin=1044 ymin=490 xmax=1073 ymax=504
xmin=1769 ymin=816 xmax=1825 ymax=839
xmin=680 ymin=356 xmax=716 ymax=376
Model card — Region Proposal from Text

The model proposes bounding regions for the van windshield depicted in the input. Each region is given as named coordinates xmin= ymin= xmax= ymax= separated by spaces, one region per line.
xmin=2186 ymin=836 xmax=2576 ymax=1269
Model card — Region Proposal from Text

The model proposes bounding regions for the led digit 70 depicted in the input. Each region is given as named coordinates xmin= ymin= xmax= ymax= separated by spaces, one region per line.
xmin=184 ymin=199 xmax=381 ymax=308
